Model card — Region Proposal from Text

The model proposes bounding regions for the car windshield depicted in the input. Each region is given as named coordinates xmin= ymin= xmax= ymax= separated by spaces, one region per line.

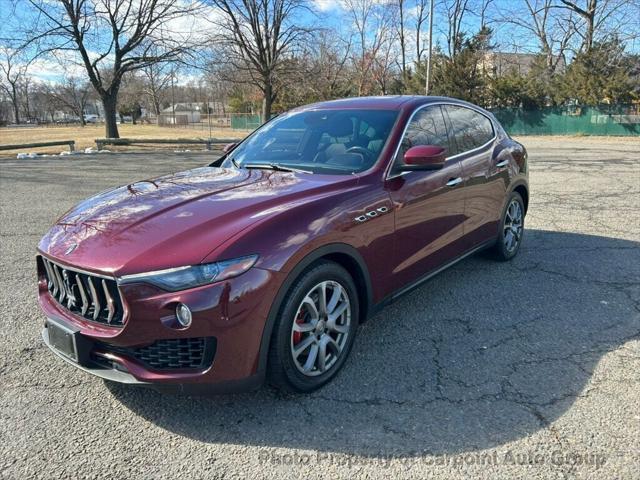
xmin=224 ymin=109 xmax=399 ymax=174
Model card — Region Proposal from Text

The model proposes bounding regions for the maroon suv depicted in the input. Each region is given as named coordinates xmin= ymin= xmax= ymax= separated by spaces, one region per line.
xmin=37 ymin=96 xmax=528 ymax=393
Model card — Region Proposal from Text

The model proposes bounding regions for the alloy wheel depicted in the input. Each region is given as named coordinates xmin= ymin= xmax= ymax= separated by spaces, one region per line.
xmin=290 ymin=280 xmax=351 ymax=377
xmin=503 ymin=199 xmax=523 ymax=253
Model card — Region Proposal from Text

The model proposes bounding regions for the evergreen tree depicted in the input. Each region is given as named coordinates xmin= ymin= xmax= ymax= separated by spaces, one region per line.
xmin=558 ymin=38 xmax=635 ymax=105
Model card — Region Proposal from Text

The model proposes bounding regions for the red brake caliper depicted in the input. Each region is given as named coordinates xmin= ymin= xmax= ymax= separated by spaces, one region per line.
xmin=293 ymin=311 xmax=305 ymax=344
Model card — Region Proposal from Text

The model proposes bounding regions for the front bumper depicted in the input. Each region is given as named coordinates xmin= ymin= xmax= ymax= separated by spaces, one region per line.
xmin=42 ymin=325 xmax=147 ymax=385
xmin=38 ymin=261 xmax=283 ymax=393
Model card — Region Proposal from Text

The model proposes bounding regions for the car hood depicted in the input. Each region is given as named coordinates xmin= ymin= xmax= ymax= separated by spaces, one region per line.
xmin=38 ymin=167 xmax=352 ymax=275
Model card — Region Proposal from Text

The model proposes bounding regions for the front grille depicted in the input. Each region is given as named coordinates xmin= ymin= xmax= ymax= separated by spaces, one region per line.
xmin=95 ymin=337 xmax=216 ymax=371
xmin=40 ymin=257 xmax=125 ymax=326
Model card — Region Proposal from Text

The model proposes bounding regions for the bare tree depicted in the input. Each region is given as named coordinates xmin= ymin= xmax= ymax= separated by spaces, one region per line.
xmin=0 ymin=97 xmax=12 ymax=125
xmin=29 ymin=82 xmax=56 ymax=123
xmin=442 ymin=0 xmax=472 ymax=58
xmin=45 ymin=77 xmax=92 ymax=124
xmin=308 ymin=32 xmax=353 ymax=100
xmin=207 ymin=0 xmax=311 ymax=121
xmin=343 ymin=0 xmax=395 ymax=95
xmin=372 ymin=32 xmax=399 ymax=94
xmin=478 ymin=0 xmax=493 ymax=27
xmin=394 ymin=0 xmax=408 ymax=83
xmin=142 ymin=62 xmax=173 ymax=117
xmin=0 ymin=47 xmax=30 ymax=124
xmin=558 ymin=0 xmax=638 ymax=52
xmin=414 ymin=0 xmax=429 ymax=64
xmin=118 ymin=73 xmax=147 ymax=124
xmin=22 ymin=0 xmax=201 ymax=137
xmin=559 ymin=0 xmax=598 ymax=51
xmin=499 ymin=0 xmax=574 ymax=73
xmin=203 ymin=74 xmax=233 ymax=114
xmin=19 ymin=75 xmax=34 ymax=121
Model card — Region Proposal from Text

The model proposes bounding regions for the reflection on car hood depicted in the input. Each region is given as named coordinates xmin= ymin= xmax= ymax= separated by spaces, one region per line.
xmin=38 ymin=166 xmax=347 ymax=275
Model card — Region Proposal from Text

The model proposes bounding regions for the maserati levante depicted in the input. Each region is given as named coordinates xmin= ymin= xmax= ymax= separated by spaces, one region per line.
xmin=37 ymin=96 xmax=528 ymax=393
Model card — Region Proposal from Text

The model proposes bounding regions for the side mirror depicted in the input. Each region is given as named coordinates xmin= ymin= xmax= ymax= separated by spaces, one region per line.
xmin=222 ymin=142 xmax=237 ymax=154
xmin=398 ymin=145 xmax=446 ymax=171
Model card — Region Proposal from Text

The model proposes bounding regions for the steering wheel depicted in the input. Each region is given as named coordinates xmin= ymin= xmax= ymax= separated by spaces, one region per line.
xmin=344 ymin=146 xmax=374 ymax=163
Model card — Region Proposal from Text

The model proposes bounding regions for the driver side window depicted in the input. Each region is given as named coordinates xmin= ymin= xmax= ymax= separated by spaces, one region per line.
xmin=397 ymin=106 xmax=450 ymax=164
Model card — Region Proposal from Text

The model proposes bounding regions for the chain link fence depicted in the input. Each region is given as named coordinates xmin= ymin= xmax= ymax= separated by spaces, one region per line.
xmin=153 ymin=112 xmax=261 ymax=132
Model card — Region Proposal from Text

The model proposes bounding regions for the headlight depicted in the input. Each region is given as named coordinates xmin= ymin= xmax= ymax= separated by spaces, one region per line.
xmin=118 ymin=255 xmax=258 ymax=291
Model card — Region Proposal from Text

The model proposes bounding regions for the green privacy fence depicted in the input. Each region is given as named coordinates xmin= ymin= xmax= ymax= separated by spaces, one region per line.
xmin=230 ymin=113 xmax=262 ymax=130
xmin=491 ymin=105 xmax=640 ymax=136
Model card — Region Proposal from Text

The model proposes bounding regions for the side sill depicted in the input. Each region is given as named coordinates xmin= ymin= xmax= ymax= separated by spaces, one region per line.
xmin=370 ymin=238 xmax=496 ymax=314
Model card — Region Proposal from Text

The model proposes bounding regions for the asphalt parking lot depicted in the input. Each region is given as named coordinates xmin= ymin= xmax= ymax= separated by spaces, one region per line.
xmin=1 ymin=137 xmax=638 ymax=479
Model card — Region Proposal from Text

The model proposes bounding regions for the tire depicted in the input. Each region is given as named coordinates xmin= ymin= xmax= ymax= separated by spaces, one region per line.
xmin=267 ymin=261 xmax=359 ymax=393
xmin=491 ymin=191 xmax=525 ymax=261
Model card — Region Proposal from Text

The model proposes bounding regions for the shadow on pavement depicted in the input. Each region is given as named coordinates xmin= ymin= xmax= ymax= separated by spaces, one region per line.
xmin=107 ymin=229 xmax=640 ymax=456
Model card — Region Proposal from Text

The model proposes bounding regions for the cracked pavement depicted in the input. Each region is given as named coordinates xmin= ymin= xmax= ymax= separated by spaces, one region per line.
xmin=1 ymin=136 xmax=639 ymax=479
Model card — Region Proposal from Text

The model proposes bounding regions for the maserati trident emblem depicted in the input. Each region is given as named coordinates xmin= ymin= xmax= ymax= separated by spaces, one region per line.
xmin=64 ymin=243 xmax=78 ymax=255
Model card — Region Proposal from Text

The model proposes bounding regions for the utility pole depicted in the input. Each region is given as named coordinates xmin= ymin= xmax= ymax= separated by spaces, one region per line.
xmin=207 ymin=95 xmax=212 ymax=140
xmin=425 ymin=0 xmax=434 ymax=95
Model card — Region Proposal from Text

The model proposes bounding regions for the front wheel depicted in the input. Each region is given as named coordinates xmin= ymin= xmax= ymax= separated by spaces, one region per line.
xmin=267 ymin=261 xmax=359 ymax=393
xmin=492 ymin=191 xmax=525 ymax=261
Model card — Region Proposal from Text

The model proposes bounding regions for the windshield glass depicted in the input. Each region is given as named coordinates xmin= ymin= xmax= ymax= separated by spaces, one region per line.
xmin=224 ymin=109 xmax=399 ymax=174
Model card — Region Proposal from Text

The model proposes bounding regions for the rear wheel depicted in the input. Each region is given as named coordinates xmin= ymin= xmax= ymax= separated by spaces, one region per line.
xmin=267 ymin=261 xmax=359 ymax=393
xmin=492 ymin=191 xmax=525 ymax=261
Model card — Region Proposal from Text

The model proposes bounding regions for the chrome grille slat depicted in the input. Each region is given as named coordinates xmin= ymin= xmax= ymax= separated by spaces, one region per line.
xmin=62 ymin=269 xmax=77 ymax=309
xmin=102 ymin=279 xmax=116 ymax=324
xmin=87 ymin=277 xmax=101 ymax=321
xmin=53 ymin=264 xmax=66 ymax=303
xmin=76 ymin=275 xmax=89 ymax=315
xmin=43 ymin=260 xmax=58 ymax=296
xmin=40 ymin=257 xmax=124 ymax=327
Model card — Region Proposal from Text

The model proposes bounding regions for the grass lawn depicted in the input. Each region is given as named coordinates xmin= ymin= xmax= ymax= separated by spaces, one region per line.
xmin=0 ymin=123 xmax=250 ymax=155
xmin=1 ymin=124 xmax=636 ymax=158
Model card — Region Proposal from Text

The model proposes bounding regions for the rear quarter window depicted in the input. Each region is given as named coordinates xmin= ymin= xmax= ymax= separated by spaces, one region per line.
xmin=445 ymin=105 xmax=494 ymax=155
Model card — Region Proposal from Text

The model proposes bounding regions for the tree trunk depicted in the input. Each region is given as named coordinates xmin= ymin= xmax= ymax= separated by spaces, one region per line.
xmin=262 ymin=82 xmax=273 ymax=123
xmin=584 ymin=20 xmax=594 ymax=52
xmin=11 ymin=84 xmax=20 ymax=124
xmin=102 ymin=94 xmax=120 ymax=138
xmin=79 ymin=102 xmax=86 ymax=127
xmin=398 ymin=0 xmax=407 ymax=87
xmin=12 ymin=101 xmax=20 ymax=124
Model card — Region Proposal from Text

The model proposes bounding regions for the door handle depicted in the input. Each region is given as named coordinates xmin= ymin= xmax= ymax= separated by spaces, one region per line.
xmin=446 ymin=177 xmax=463 ymax=187
xmin=496 ymin=159 xmax=509 ymax=168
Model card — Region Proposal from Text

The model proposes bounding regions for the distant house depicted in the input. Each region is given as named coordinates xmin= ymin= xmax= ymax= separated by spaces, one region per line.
xmin=480 ymin=52 xmax=566 ymax=77
xmin=158 ymin=101 xmax=231 ymax=125
xmin=160 ymin=103 xmax=202 ymax=124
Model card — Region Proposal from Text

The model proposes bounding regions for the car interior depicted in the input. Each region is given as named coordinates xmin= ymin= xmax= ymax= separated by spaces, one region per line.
xmin=225 ymin=110 xmax=398 ymax=174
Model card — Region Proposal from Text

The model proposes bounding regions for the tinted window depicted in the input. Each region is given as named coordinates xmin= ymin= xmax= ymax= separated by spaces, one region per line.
xmin=225 ymin=109 xmax=398 ymax=174
xmin=396 ymin=106 xmax=450 ymax=164
xmin=445 ymin=106 xmax=494 ymax=155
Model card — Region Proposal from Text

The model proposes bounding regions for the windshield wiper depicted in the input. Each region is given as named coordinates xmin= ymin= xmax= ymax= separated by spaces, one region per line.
xmin=228 ymin=156 xmax=241 ymax=169
xmin=244 ymin=163 xmax=313 ymax=174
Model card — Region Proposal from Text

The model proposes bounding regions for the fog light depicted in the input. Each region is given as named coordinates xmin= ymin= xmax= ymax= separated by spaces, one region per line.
xmin=176 ymin=303 xmax=192 ymax=327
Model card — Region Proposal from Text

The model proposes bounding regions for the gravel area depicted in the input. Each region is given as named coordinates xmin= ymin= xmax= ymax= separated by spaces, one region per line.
xmin=1 ymin=137 xmax=639 ymax=479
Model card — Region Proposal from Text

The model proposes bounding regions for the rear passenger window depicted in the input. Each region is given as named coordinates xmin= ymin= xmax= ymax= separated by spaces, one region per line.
xmin=445 ymin=106 xmax=494 ymax=155
xmin=397 ymin=106 xmax=450 ymax=163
